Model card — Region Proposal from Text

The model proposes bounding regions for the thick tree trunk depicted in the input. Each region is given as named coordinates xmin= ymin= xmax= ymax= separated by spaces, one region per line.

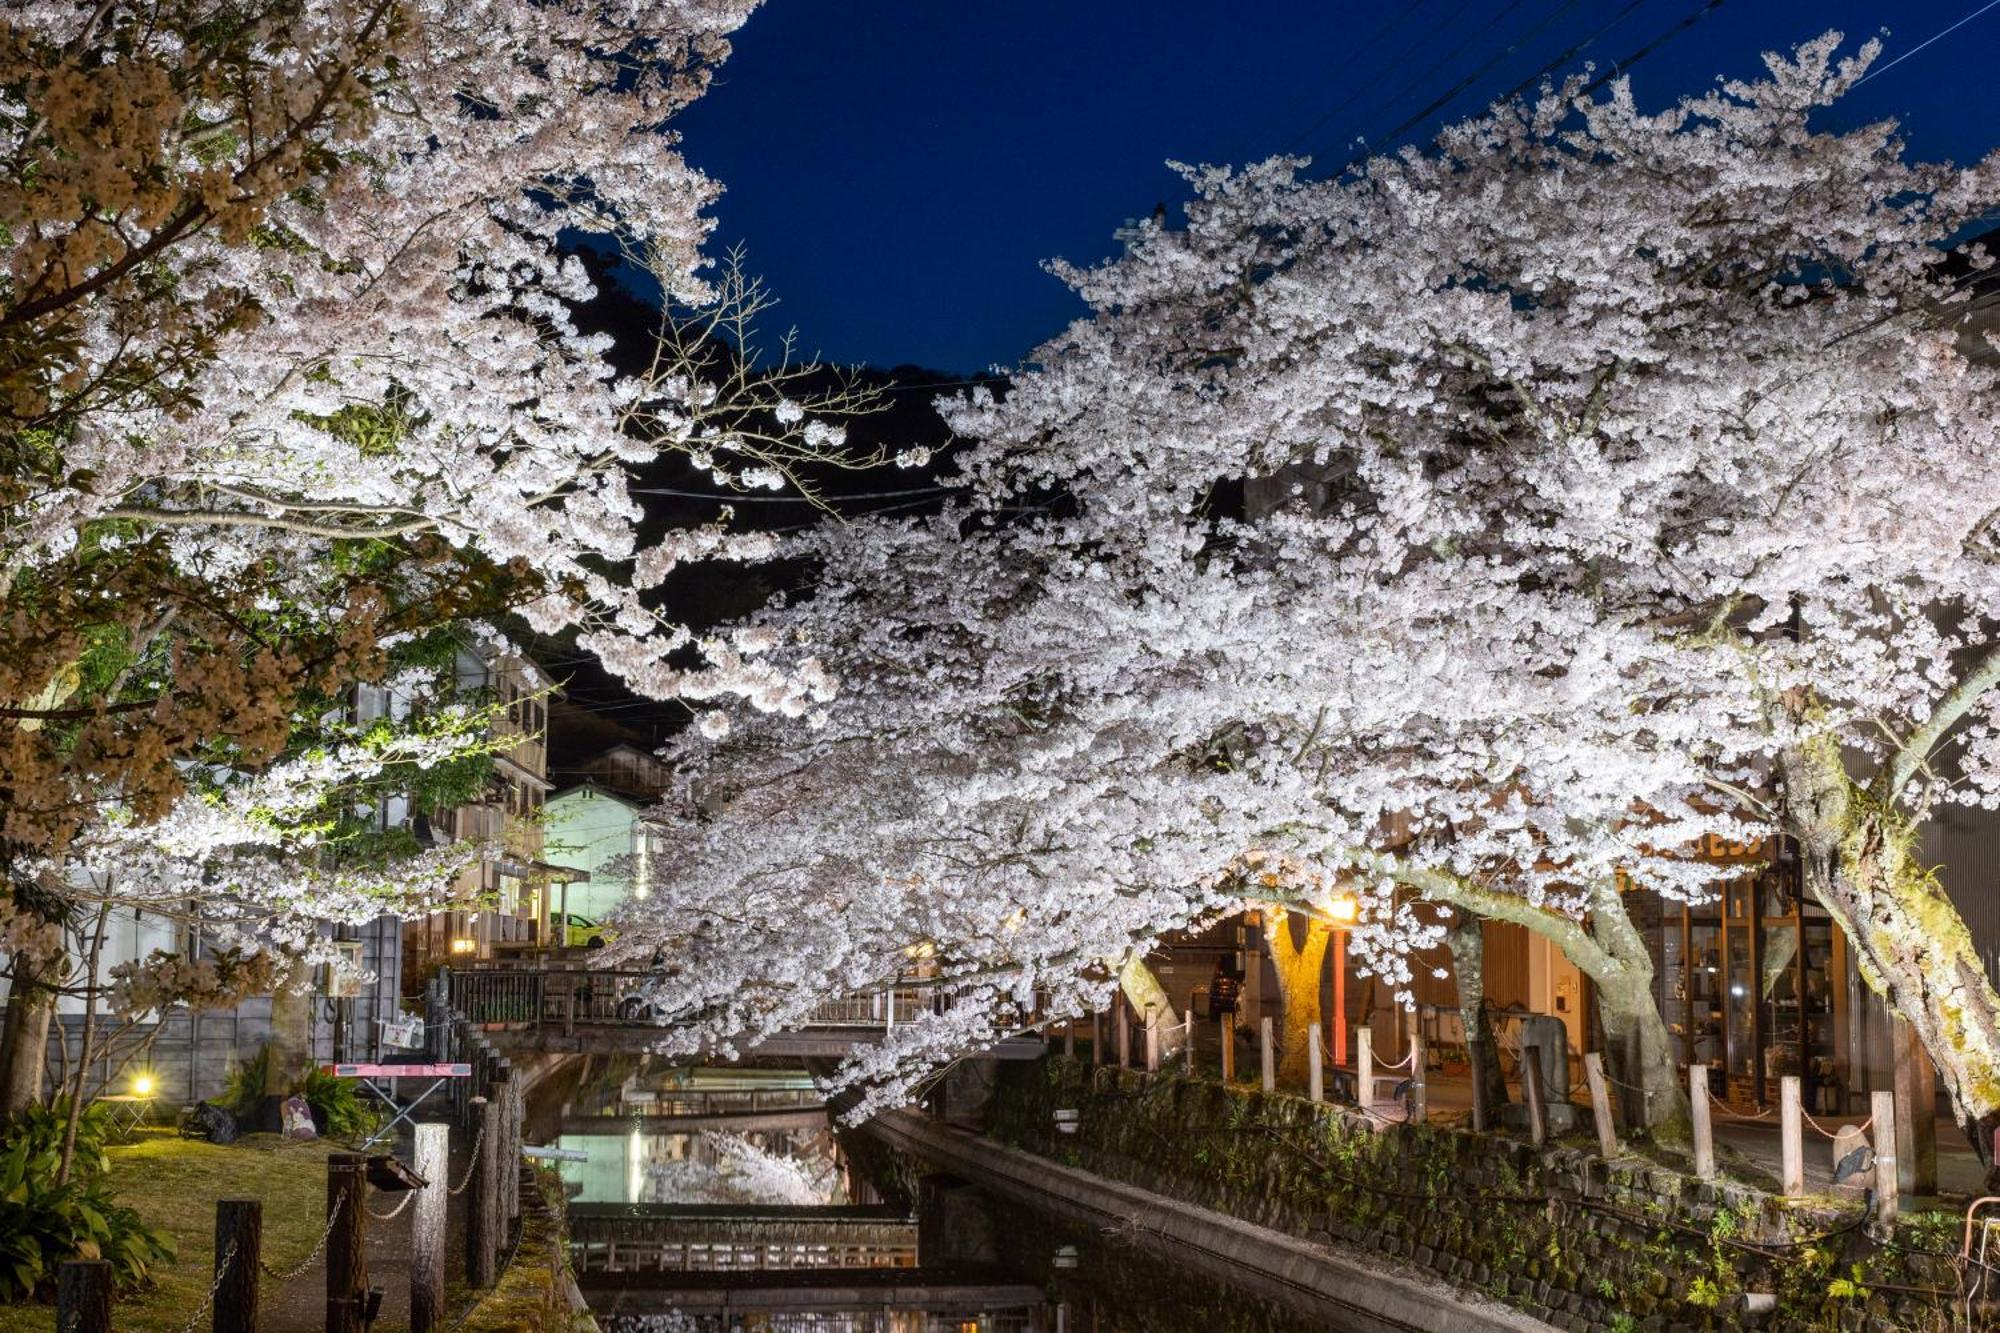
xmin=1115 ymin=953 xmax=1186 ymax=1060
xmin=1584 ymin=885 xmax=1688 ymax=1135
xmin=1595 ymin=970 xmax=1687 ymax=1135
xmin=1263 ymin=911 xmax=1333 ymax=1088
xmin=0 ymin=951 xmax=55 ymax=1120
xmin=1784 ymin=742 xmax=2000 ymax=1177
xmin=1445 ymin=915 xmax=1508 ymax=1110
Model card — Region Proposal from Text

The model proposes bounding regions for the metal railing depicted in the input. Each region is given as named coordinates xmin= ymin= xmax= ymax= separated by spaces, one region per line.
xmin=447 ymin=967 xmax=952 ymax=1034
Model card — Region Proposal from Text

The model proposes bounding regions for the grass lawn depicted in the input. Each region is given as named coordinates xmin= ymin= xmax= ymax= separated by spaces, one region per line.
xmin=0 ymin=1130 xmax=348 ymax=1333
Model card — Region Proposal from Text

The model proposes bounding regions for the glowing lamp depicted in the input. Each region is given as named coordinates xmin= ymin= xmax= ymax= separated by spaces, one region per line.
xmin=132 ymin=1074 xmax=154 ymax=1097
xmin=449 ymin=937 xmax=477 ymax=955
xmin=1327 ymin=894 xmax=1361 ymax=925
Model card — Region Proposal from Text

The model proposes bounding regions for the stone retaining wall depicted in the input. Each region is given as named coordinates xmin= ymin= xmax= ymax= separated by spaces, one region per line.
xmin=987 ymin=1058 xmax=1982 ymax=1332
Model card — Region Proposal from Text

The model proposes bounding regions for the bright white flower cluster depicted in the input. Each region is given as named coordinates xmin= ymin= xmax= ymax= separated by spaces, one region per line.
xmin=3 ymin=0 xmax=864 ymax=709
xmin=610 ymin=34 xmax=2000 ymax=1119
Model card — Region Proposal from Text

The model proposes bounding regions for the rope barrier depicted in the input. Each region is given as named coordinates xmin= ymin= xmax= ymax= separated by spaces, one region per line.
xmin=447 ymin=1123 xmax=485 ymax=1195
xmin=1597 ymin=1068 xmax=1678 ymax=1102
xmin=1801 ymin=1108 xmax=1872 ymax=1142
xmin=366 ymin=1188 xmax=418 ymax=1220
xmin=1703 ymin=1087 xmax=1776 ymax=1121
xmin=261 ymin=1195 xmax=345 ymax=1281
xmin=176 ymin=1239 xmax=237 ymax=1333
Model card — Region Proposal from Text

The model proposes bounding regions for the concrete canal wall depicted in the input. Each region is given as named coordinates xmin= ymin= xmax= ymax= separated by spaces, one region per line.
xmin=866 ymin=1106 xmax=1554 ymax=1333
xmin=941 ymin=1058 xmax=1982 ymax=1332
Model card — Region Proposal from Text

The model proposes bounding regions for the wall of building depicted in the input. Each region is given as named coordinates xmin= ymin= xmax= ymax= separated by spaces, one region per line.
xmin=543 ymin=786 xmax=650 ymax=924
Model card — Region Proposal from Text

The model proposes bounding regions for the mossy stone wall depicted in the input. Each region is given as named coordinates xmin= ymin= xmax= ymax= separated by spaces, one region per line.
xmin=987 ymin=1058 xmax=1978 ymax=1332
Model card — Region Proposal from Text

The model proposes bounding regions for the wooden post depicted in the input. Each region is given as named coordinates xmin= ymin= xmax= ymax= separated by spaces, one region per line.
xmin=1409 ymin=1031 xmax=1427 ymax=1124
xmin=1468 ymin=1037 xmax=1490 ymax=1133
xmin=1582 ymin=1054 xmax=1619 ymax=1158
xmin=1090 ymin=1010 xmax=1102 ymax=1065
xmin=1872 ymin=1088 xmax=1899 ymax=1225
xmin=56 ymin=1260 xmax=112 ymax=1333
xmin=1892 ymin=1020 xmax=1938 ymax=1197
xmin=1259 ymin=1016 xmax=1275 ymax=1093
xmin=411 ymin=1123 xmax=448 ymax=1333
xmin=1114 ymin=1000 xmax=1130 ymax=1069
xmin=1183 ymin=1009 xmax=1195 ymax=1073
xmin=467 ymin=1096 xmax=500 ymax=1288
xmin=213 ymin=1199 xmax=261 ymax=1333
xmin=498 ymin=1067 xmax=520 ymax=1227
xmin=1142 ymin=1013 xmax=1158 ymax=1072
xmin=1356 ymin=1026 xmax=1373 ymax=1114
xmin=1063 ymin=1020 xmax=1075 ymax=1059
xmin=1690 ymin=1063 xmax=1716 ymax=1179
xmin=1780 ymin=1075 xmax=1805 ymax=1198
xmin=1219 ymin=1012 xmax=1235 ymax=1083
xmin=325 ymin=1152 xmax=367 ymax=1333
xmin=1520 ymin=1043 xmax=1548 ymax=1148
xmin=1307 ymin=1027 xmax=1324 ymax=1104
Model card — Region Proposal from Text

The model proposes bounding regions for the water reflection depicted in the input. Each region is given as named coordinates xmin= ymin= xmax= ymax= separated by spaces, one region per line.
xmin=551 ymin=1063 xmax=1337 ymax=1332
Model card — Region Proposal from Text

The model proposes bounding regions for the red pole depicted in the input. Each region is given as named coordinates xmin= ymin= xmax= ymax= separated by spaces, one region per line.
xmin=1332 ymin=926 xmax=1348 ymax=1067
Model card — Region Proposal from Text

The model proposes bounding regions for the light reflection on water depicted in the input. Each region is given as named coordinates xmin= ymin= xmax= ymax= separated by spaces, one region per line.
xmin=560 ymin=1123 xmax=1344 ymax=1333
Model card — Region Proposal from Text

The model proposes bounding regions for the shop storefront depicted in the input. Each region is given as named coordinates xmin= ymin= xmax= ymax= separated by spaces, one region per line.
xmin=1629 ymin=834 xmax=1853 ymax=1113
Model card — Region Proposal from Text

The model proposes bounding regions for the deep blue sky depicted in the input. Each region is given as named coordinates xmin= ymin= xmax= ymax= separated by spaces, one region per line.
xmin=673 ymin=1 xmax=2000 ymax=376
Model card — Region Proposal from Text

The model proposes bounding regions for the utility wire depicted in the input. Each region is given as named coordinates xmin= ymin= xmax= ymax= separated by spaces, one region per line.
xmin=1283 ymin=0 xmax=1477 ymax=153
xmin=1336 ymin=0 xmax=1543 ymax=155
xmin=1854 ymin=0 xmax=2000 ymax=87
xmin=1492 ymin=0 xmax=1651 ymax=105
xmin=1338 ymin=0 xmax=1590 ymax=166
xmin=1577 ymin=0 xmax=1728 ymax=98
xmin=1271 ymin=1 xmax=1438 ymax=153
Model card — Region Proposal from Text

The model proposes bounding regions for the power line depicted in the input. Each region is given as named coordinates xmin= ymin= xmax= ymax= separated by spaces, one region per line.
xmin=1337 ymin=0 xmax=1590 ymax=164
xmin=1492 ymin=0 xmax=1651 ymax=105
xmin=1576 ymin=0 xmax=1727 ymax=99
xmin=1283 ymin=1 xmax=1476 ymax=153
xmin=1336 ymin=0 xmax=1538 ymax=154
xmin=1853 ymin=0 xmax=2000 ymax=87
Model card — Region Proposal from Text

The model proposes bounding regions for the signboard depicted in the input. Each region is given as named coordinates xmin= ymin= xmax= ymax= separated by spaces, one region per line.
xmin=321 ymin=1062 xmax=471 ymax=1079
xmin=379 ymin=1016 xmax=425 ymax=1050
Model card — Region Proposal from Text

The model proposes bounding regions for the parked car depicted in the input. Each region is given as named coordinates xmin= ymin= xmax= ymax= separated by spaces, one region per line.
xmin=549 ymin=911 xmax=612 ymax=948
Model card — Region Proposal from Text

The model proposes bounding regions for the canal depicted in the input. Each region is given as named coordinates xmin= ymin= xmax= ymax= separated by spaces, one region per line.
xmin=547 ymin=1067 xmax=1342 ymax=1331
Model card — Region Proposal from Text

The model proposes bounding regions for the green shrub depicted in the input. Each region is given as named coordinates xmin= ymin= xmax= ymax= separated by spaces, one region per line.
xmin=0 ymin=1101 xmax=174 ymax=1299
xmin=220 ymin=1045 xmax=376 ymax=1141
xmin=302 ymin=1067 xmax=379 ymax=1140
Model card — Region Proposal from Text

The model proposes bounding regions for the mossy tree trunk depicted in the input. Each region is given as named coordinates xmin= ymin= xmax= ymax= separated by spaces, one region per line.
xmin=1263 ymin=911 xmax=1333 ymax=1088
xmin=0 ymin=950 xmax=54 ymax=1120
xmin=1115 ymin=953 xmax=1186 ymax=1061
xmin=1338 ymin=856 xmax=1688 ymax=1132
xmin=1783 ymin=736 xmax=2000 ymax=1178
xmin=1445 ymin=914 xmax=1509 ymax=1110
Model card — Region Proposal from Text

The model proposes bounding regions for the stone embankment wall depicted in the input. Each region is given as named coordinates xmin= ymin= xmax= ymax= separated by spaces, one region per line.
xmin=988 ymin=1058 xmax=1982 ymax=1332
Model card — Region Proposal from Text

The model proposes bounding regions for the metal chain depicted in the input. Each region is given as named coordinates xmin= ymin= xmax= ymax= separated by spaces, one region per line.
xmin=447 ymin=1123 xmax=485 ymax=1195
xmin=176 ymin=1240 xmax=238 ymax=1333
xmin=365 ymin=1188 xmax=418 ymax=1220
xmin=261 ymin=1192 xmax=346 ymax=1282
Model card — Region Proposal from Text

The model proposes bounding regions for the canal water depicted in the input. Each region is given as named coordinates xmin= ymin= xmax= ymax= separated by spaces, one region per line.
xmin=551 ymin=1090 xmax=1340 ymax=1331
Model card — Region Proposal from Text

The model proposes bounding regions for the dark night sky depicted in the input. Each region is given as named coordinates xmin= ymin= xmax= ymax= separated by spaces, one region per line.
xmin=674 ymin=0 xmax=2000 ymax=376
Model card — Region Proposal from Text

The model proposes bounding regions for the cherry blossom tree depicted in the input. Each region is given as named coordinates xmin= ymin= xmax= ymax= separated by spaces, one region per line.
xmin=1 ymin=1 xmax=891 ymax=1115
xmin=622 ymin=35 xmax=2000 ymax=1163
